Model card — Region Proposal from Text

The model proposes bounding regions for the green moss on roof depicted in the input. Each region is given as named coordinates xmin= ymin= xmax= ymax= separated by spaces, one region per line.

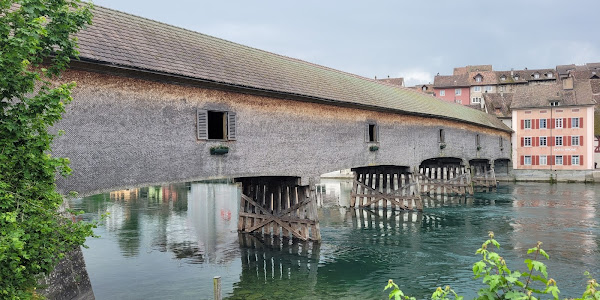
xmin=75 ymin=6 xmax=511 ymax=132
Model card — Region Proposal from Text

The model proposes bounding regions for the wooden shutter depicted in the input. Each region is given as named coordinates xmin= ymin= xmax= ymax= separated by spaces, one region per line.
xmin=227 ymin=111 xmax=237 ymax=140
xmin=550 ymin=118 xmax=554 ymax=129
xmin=566 ymin=136 xmax=570 ymax=146
xmin=521 ymin=119 xmax=524 ymax=129
xmin=580 ymin=155 xmax=584 ymax=166
xmin=520 ymin=156 xmax=524 ymax=166
xmin=580 ymin=117 xmax=583 ymax=128
xmin=549 ymin=155 xmax=555 ymax=165
xmin=563 ymin=118 xmax=567 ymax=128
xmin=376 ymin=125 xmax=380 ymax=142
xmin=364 ymin=124 xmax=370 ymax=142
xmin=566 ymin=155 xmax=571 ymax=165
xmin=580 ymin=136 xmax=584 ymax=146
xmin=521 ymin=137 xmax=524 ymax=147
xmin=197 ymin=109 xmax=208 ymax=140
xmin=567 ymin=118 xmax=571 ymax=128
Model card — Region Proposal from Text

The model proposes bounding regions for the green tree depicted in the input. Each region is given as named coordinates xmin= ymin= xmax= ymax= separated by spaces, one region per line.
xmin=0 ymin=0 xmax=94 ymax=298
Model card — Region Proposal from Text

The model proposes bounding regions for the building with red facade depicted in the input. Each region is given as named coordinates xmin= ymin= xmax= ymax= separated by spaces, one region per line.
xmin=511 ymin=76 xmax=595 ymax=172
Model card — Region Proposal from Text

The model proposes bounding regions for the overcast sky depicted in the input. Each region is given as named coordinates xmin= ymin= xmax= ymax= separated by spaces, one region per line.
xmin=91 ymin=0 xmax=599 ymax=86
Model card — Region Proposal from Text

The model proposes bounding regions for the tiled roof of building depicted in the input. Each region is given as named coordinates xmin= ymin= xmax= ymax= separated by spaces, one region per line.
xmin=495 ymin=69 xmax=555 ymax=84
xmin=469 ymin=71 xmax=497 ymax=86
xmin=511 ymin=78 xmax=595 ymax=109
xmin=74 ymin=6 xmax=509 ymax=132
xmin=376 ymin=77 xmax=404 ymax=87
xmin=483 ymin=93 xmax=513 ymax=118
xmin=454 ymin=65 xmax=492 ymax=75
xmin=433 ymin=74 xmax=470 ymax=88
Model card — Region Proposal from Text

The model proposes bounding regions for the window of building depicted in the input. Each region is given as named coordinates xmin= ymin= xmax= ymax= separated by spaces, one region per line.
xmin=472 ymin=97 xmax=481 ymax=104
xmin=556 ymin=155 xmax=563 ymax=165
xmin=555 ymin=136 xmax=563 ymax=146
xmin=547 ymin=72 xmax=553 ymax=78
xmin=534 ymin=73 xmax=540 ymax=79
xmin=455 ymin=89 xmax=461 ymax=96
xmin=555 ymin=118 xmax=563 ymax=128
xmin=514 ymin=75 xmax=520 ymax=80
xmin=500 ymin=75 xmax=506 ymax=81
xmin=524 ymin=137 xmax=532 ymax=147
xmin=366 ymin=123 xmax=379 ymax=142
xmin=499 ymin=137 xmax=503 ymax=148
xmin=571 ymin=118 xmax=580 ymax=128
xmin=540 ymin=155 xmax=547 ymax=165
xmin=524 ymin=119 xmax=531 ymax=129
xmin=550 ymin=101 xmax=560 ymax=106
xmin=540 ymin=118 xmax=547 ymax=129
xmin=475 ymin=75 xmax=482 ymax=82
xmin=572 ymin=155 xmax=580 ymax=165
xmin=439 ymin=129 xmax=445 ymax=143
xmin=499 ymin=85 xmax=505 ymax=92
xmin=197 ymin=109 xmax=237 ymax=140
xmin=474 ymin=86 xmax=481 ymax=92
xmin=440 ymin=90 xmax=445 ymax=96
xmin=540 ymin=136 xmax=547 ymax=146
xmin=476 ymin=134 xmax=480 ymax=147
xmin=524 ymin=156 xmax=532 ymax=165
xmin=422 ymin=86 xmax=427 ymax=91
xmin=485 ymin=86 xmax=493 ymax=92
xmin=572 ymin=136 xmax=580 ymax=146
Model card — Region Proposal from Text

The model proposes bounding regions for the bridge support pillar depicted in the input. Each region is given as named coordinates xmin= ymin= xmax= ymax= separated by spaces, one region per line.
xmin=470 ymin=160 xmax=497 ymax=192
xmin=236 ymin=177 xmax=321 ymax=242
xmin=418 ymin=163 xmax=472 ymax=196
xmin=350 ymin=166 xmax=422 ymax=211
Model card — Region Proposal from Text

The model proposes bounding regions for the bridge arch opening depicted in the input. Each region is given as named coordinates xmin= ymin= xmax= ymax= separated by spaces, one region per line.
xmin=493 ymin=158 xmax=511 ymax=176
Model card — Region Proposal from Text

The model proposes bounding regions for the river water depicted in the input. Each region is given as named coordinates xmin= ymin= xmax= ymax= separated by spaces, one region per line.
xmin=69 ymin=180 xmax=600 ymax=300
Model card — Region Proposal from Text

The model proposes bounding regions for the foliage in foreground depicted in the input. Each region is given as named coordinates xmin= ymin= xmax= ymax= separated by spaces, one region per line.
xmin=0 ymin=0 xmax=94 ymax=298
xmin=385 ymin=232 xmax=600 ymax=300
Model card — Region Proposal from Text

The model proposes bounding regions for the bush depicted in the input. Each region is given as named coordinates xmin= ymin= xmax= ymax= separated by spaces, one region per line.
xmin=0 ymin=1 xmax=94 ymax=298
xmin=384 ymin=232 xmax=599 ymax=300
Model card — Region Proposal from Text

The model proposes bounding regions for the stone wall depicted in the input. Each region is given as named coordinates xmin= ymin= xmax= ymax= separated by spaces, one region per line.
xmin=38 ymin=248 xmax=95 ymax=300
xmin=52 ymin=68 xmax=511 ymax=195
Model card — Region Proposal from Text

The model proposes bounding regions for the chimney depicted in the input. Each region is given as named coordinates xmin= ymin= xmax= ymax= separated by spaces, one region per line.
xmin=510 ymin=68 xmax=514 ymax=76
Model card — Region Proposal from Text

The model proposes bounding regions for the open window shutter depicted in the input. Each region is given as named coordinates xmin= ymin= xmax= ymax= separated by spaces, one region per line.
xmin=364 ymin=124 xmax=370 ymax=142
xmin=550 ymin=155 xmax=555 ymax=165
xmin=567 ymin=118 xmax=571 ymax=128
xmin=520 ymin=156 xmax=524 ymax=166
xmin=563 ymin=118 xmax=567 ymax=127
xmin=566 ymin=136 xmax=570 ymax=146
xmin=580 ymin=136 xmax=584 ymax=146
xmin=521 ymin=137 xmax=524 ymax=147
xmin=580 ymin=155 xmax=584 ymax=166
xmin=375 ymin=125 xmax=380 ymax=142
xmin=521 ymin=119 xmax=524 ymax=129
xmin=227 ymin=112 xmax=237 ymax=140
xmin=551 ymin=118 xmax=555 ymax=129
xmin=197 ymin=109 xmax=208 ymax=140
xmin=536 ymin=119 xmax=540 ymax=129
xmin=580 ymin=117 xmax=583 ymax=127
xmin=566 ymin=155 xmax=571 ymax=165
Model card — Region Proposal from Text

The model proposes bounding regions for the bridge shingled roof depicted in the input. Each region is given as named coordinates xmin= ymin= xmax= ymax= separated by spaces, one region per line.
xmin=75 ymin=6 xmax=510 ymax=132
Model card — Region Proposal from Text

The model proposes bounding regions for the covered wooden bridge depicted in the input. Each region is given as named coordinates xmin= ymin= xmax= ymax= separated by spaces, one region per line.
xmin=52 ymin=6 xmax=512 ymax=242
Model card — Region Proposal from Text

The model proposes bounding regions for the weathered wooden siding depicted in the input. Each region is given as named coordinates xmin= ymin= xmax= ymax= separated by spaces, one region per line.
xmin=52 ymin=68 xmax=510 ymax=195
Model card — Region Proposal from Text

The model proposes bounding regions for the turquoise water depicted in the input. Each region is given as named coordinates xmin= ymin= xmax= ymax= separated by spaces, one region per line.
xmin=70 ymin=182 xmax=600 ymax=299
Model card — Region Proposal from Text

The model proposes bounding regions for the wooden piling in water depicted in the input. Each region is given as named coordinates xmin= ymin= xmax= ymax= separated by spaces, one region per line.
xmin=236 ymin=177 xmax=321 ymax=242
xmin=350 ymin=166 xmax=422 ymax=211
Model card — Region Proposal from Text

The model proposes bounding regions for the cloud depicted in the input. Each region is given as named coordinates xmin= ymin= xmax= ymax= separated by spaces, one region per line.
xmin=395 ymin=68 xmax=434 ymax=87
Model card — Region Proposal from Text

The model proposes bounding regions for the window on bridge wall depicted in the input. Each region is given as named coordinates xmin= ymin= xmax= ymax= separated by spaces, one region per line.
xmin=366 ymin=123 xmax=379 ymax=142
xmin=197 ymin=109 xmax=237 ymax=141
